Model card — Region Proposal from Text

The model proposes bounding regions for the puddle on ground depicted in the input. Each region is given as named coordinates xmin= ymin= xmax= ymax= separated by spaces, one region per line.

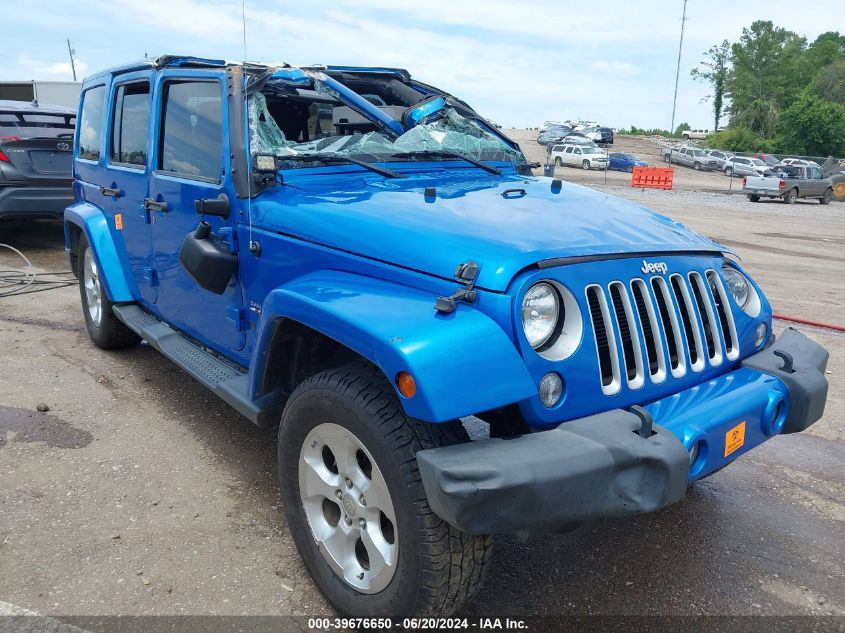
xmin=0 ymin=406 xmax=92 ymax=449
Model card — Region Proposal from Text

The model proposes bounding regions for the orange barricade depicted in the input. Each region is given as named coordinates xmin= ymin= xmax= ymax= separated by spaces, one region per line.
xmin=631 ymin=166 xmax=674 ymax=190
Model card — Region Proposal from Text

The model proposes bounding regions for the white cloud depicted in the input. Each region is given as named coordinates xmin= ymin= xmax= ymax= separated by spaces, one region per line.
xmin=1 ymin=0 xmax=840 ymax=128
xmin=18 ymin=55 xmax=87 ymax=81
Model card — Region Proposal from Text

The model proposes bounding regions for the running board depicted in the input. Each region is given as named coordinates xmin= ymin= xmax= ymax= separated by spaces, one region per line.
xmin=112 ymin=305 xmax=284 ymax=426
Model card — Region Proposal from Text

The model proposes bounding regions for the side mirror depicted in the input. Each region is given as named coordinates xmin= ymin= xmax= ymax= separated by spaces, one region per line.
xmin=178 ymin=221 xmax=238 ymax=295
xmin=194 ymin=193 xmax=231 ymax=219
xmin=402 ymin=96 xmax=446 ymax=128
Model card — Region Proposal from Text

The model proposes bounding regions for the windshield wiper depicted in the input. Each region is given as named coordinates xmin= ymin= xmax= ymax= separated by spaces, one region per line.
xmin=276 ymin=152 xmax=405 ymax=178
xmin=390 ymin=150 xmax=502 ymax=175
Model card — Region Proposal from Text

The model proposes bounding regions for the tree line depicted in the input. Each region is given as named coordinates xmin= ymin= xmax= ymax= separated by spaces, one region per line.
xmin=691 ymin=22 xmax=845 ymax=157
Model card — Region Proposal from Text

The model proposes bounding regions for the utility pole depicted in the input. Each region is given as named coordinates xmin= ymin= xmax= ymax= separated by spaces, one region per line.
xmin=670 ymin=0 xmax=688 ymax=134
xmin=66 ymin=38 xmax=77 ymax=81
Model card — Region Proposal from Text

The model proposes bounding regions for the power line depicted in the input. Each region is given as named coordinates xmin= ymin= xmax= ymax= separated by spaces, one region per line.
xmin=670 ymin=0 xmax=689 ymax=133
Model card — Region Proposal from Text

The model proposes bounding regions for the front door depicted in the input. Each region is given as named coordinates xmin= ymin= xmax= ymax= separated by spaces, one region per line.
xmin=147 ymin=72 xmax=245 ymax=352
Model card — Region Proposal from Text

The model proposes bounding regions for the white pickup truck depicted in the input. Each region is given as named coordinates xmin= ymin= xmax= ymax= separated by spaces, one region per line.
xmin=743 ymin=165 xmax=834 ymax=205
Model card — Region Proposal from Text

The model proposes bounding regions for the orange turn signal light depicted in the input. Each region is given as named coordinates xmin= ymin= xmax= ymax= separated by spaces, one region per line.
xmin=396 ymin=371 xmax=416 ymax=398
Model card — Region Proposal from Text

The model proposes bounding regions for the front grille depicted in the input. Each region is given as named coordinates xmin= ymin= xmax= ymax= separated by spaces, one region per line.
xmin=585 ymin=270 xmax=738 ymax=394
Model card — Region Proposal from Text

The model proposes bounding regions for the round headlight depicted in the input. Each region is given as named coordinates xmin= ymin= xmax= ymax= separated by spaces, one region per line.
xmin=722 ymin=266 xmax=750 ymax=309
xmin=522 ymin=282 xmax=560 ymax=349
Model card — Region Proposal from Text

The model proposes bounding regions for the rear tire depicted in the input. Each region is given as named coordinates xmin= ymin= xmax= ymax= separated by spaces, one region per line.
xmin=581 ymin=160 xmax=590 ymax=170
xmin=820 ymin=188 xmax=832 ymax=205
xmin=554 ymin=157 xmax=562 ymax=166
xmin=748 ymin=194 xmax=760 ymax=203
xmin=277 ymin=363 xmax=492 ymax=617
xmin=664 ymin=154 xmax=670 ymax=163
xmin=693 ymin=162 xmax=701 ymax=171
xmin=784 ymin=188 xmax=797 ymax=204
xmin=77 ymin=234 xmax=140 ymax=350
xmin=627 ymin=166 xmax=634 ymax=173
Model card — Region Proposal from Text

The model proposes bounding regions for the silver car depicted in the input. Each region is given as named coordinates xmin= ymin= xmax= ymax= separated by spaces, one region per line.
xmin=706 ymin=150 xmax=734 ymax=170
xmin=724 ymin=156 xmax=772 ymax=178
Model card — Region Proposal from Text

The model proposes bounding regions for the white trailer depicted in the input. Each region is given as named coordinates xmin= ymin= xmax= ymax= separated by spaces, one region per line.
xmin=0 ymin=80 xmax=81 ymax=110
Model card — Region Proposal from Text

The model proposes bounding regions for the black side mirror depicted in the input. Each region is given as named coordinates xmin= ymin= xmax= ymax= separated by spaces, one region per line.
xmin=194 ymin=193 xmax=231 ymax=219
xmin=178 ymin=221 xmax=238 ymax=295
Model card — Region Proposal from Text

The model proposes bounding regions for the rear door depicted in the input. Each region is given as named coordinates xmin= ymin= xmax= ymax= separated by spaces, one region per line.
xmin=147 ymin=71 xmax=244 ymax=353
xmin=807 ymin=166 xmax=824 ymax=195
xmin=103 ymin=72 xmax=156 ymax=306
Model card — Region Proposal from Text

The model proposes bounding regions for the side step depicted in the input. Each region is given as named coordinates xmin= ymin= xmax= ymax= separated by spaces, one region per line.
xmin=113 ymin=305 xmax=284 ymax=426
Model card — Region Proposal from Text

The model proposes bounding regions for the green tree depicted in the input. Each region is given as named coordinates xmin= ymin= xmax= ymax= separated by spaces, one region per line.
xmin=690 ymin=40 xmax=731 ymax=131
xmin=804 ymin=32 xmax=845 ymax=74
xmin=673 ymin=122 xmax=690 ymax=137
xmin=813 ymin=59 xmax=845 ymax=105
xmin=727 ymin=21 xmax=807 ymax=137
xmin=775 ymin=90 xmax=845 ymax=157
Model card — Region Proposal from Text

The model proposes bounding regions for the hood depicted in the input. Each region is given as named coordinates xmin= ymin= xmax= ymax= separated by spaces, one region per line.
xmin=251 ymin=170 xmax=724 ymax=291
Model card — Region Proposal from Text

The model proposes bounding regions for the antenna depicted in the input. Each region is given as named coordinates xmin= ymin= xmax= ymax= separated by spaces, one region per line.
xmin=66 ymin=38 xmax=77 ymax=81
xmin=670 ymin=0 xmax=688 ymax=133
xmin=241 ymin=0 xmax=248 ymax=62
xmin=241 ymin=0 xmax=257 ymax=252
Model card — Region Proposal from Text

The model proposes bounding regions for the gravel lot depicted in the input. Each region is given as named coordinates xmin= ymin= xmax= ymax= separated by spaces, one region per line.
xmin=0 ymin=134 xmax=843 ymax=622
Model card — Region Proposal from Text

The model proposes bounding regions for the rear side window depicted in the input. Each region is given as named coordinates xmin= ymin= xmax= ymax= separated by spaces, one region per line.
xmin=159 ymin=81 xmax=222 ymax=181
xmin=110 ymin=82 xmax=150 ymax=167
xmin=79 ymin=85 xmax=106 ymax=161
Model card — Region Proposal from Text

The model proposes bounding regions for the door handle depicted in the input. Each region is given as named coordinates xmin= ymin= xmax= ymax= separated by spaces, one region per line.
xmin=99 ymin=185 xmax=123 ymax=198
xmin=143 ymin=198 xmax=169 ymax=212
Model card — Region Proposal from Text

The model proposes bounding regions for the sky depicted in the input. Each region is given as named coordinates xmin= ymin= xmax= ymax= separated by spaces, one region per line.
xmin=2 ymin=0 xmax=839 ymax=129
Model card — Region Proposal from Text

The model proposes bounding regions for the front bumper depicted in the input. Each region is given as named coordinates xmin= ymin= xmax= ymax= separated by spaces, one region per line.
xmin=417 ymin=328 xmax=828 ymax=534
xmin=0 ymin=184 xmax=73 ymax=220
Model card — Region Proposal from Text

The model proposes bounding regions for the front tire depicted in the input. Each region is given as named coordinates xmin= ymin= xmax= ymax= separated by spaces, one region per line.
xmin=724 ymin=166 xmax=733 ymax=177
xmin=77 ymin=234 xmax=140 ymax=350
xmin=820 ymin=188 xmax=832 ymax=205
xmin=278 ymin=363 xmax=492 ymax=617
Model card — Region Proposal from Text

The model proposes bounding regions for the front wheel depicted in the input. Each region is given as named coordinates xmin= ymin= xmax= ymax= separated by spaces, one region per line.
xmin=77 ymin=234 xmax=140 ymax=350
xmin=627 ymin=165 xmax=634 ymax=173
xmin=278 ymin=363 xmax=492 ymax=617
xmin=784 ymin=188 xmax=797 ymax=204
xmin=582 ymin=160 xmax=591 ymax=170
xmin=724 ymin=167 xmax=733 ymax=177
xmin=820 ymin=188 xmax=832 ymax=205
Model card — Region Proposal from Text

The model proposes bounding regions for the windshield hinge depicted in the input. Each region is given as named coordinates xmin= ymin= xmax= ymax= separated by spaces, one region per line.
xmin=434 ymin=261 xmax=479 ymax=313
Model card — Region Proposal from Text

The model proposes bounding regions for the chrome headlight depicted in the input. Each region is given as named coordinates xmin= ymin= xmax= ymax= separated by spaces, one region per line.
xmin=722 ymin=265 xmax=750 ymax=309
xmin=522 ymin=282 xmax=560 ymax=349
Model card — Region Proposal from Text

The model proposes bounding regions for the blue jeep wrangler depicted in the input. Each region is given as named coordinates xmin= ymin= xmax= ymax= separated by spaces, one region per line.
xmin=65 ymin=56 xmax=829 ymax=617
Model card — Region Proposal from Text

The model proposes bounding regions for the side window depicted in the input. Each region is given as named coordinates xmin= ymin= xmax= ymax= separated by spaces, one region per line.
xmin=159 ymin=80 xmax=222 ymax=181
xmin=574 ymin=148 xmax=582 ymax=155
xmin=110 ymin=82 xmax=150 ymax=167
xmin=564 ymin=147 xmax=573 ymax=154
xmin=78 ymin=85 xmax=106 ymax=161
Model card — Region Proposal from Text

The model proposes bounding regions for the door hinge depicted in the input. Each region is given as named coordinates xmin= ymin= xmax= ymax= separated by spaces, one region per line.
xmin=144 ymin=267 xmax=159 ymax=287
xmin=227 ymin=307 xmax=247 ymax=332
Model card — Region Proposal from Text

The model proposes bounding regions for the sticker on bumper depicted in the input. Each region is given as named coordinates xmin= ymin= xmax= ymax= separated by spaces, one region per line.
xmin=724 ymin=421 xmax=746 ymax=457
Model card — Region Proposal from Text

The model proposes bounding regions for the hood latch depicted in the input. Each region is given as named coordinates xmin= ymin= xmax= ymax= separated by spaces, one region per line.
xmin=434 ymin=261 xmax=479 ymax=313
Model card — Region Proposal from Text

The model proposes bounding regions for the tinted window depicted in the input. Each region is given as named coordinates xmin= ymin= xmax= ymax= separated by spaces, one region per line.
xmin=159 ymin=81 xmax=222 ymax=180
xmin=0 ymin=111 xmax=75 ymax=137
xmin=111 ymin=82 xmax=150 ymax=167
xmin=79 ymin=85 xmax=106 ymax=161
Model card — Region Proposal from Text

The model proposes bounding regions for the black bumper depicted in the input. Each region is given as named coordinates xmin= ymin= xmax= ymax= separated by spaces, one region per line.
xmin=0 ymin=185 xmax=73 ymax=220
xmin=417 ymin=328 xmax=829 ymax=535
xmin=742 ymin=327 xmax=829 ymax=434
xmin=417 ymin=409 xmax=690 ymax=535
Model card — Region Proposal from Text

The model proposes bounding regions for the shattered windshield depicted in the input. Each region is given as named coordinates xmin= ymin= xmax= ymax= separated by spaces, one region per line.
xmin=248 ymin=90 xmax=522 ymax=168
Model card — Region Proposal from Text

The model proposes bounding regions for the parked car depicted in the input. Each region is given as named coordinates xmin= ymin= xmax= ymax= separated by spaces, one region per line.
xmin=561 ymin=134 xmax=595 ymax=146
xmin=661 ymin=146 xmax=719 ymax=170
xmin=681 ymin=128 xmax=709 ymax=140
xmin=723 ymin=156 xmax=773 ymax=178
xmin=551 ymin=143 xmax=608 ymax=169
xmin=65 ymin=56 xmax=829 ymax=620
xmin=608 ymin=152 xmax=648 ymax=172
xmin=706 ymin=149 xmax=735 ymax=170
xmin=537 ymin=123 xmax=572 ymax=146
xmin=0 ymin=100 xmax=75 ymax=220
xmin=753 ymin=153 xmax=780 ymax=169
xmin=780 ymin=158 xmax=820 ymax=168
xmin=583 ymin=126 xmax=614 ymax=145
xmin=744 ymin=165 xmax=834 ymax=204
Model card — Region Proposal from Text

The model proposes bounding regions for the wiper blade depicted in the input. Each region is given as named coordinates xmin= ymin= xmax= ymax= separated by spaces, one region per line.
xmin=390 ymin=150 xmax=502 ymax=175
xmin=276 ymin=152 xmax=405 ymax=178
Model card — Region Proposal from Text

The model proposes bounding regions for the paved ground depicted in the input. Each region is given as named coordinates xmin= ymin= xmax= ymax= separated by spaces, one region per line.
xmin=1 ymin=143 xmax=843 ymax=619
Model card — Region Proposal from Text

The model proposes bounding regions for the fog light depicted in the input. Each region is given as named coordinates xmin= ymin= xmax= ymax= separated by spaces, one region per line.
xmin=755 ymin=323 xmax=767 ymax=348
xmin=539 ymin=372 xmax=563 ymax=408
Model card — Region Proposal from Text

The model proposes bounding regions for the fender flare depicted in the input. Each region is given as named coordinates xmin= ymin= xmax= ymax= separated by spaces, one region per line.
xmin=249 ymin=271 xmax=537 ymax=423
xmin=64 ymin=201 xmax=133 ymax=302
